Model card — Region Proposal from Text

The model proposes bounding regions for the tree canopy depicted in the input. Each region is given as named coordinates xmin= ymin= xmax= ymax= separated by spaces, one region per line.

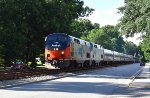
xmin=140 ymin=35 xmax=150 ymax=60
xmin=118 ymin=0 xmax=150 ymax=61
xmin=71 ymin=18 xmax=100 ymax=37
xmin=118 ymin=0 xmax=150 ymax=36
xmin=0 ymin=0 xmax=142 ymax=67
xmin=81 ymin=25 xmax=138 ymax=55
xmin=0 ymin=0 xmax=94 ymax=66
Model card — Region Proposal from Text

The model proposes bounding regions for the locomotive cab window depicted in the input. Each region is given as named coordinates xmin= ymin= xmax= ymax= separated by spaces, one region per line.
xmin=45 ymin=34 xmax=69 ymax=50
xmin=94 ymin=45 xmax=97 ymax=48
xmin=74 ymin=39 xmax=80 ymax=44
xmin=74 ymin=39 xmax=77 ymax=43
xmin=77 ymin=40 xmax=80 ymax=44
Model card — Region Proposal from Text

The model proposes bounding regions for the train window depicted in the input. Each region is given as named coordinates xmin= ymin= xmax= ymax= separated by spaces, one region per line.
xmin=101 ymin=55 xmax=103 ymax=58
xmin=77 ymin=40 xmax=80 ymax=44
xmin=74 ymin=39 xmax=77 ymax=43
xmin=85 ymin=42 xmax=86 ymax=45
xmin=105 ymin=54 xmax=113 ymax=57
xmin=86 ymin=53 xmax=90 ymax=58
xmin=94 ymin=45 xmax=97 ymax=48
xmin=74 ymin=39 xmax=80 ymax=44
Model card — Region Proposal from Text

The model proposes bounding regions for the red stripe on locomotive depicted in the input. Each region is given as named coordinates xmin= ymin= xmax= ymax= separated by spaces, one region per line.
xmin=46 ymin=44 xmax=71 ymax=60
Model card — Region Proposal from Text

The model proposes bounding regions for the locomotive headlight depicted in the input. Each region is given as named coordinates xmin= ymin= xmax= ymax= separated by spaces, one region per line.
xmin=47 ymin=51 xmax=50 ymax=57
xmin=61 ymin=51 xmax=65 ymax=57
xmin=56 ymin=48 xmax=58 ymax=50
xmin=61 ymin=51 xmax=64 ymax=54
xmin=47 ymin=51 xmax=50 ymax=54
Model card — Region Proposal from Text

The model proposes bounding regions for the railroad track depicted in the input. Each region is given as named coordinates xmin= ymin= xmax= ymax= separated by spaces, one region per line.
xmin=0 ymin=69 xmax=59 ymax=80
xmin=0 ymin=64 xmax=124 ymax=81
xmin=0 ymin=62 xmax=127 ymax=81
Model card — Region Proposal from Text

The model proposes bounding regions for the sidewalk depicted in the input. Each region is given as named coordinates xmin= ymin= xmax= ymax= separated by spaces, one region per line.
xmin=130 ymin=63 xmax=150 ymax=88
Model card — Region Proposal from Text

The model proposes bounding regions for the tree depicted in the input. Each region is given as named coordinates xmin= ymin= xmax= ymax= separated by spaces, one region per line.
xmin=81 ymin=25 xmax=139 ymax=54
xmin=140 ymin=35 xmax=150 ymax=60
xmin=0 ymin=31 xmax=27 ymax=66
xmin=81 ymin=25 xmax=124 ymax=51
xmin=71 ymin=18 xmax=99 ymax=37
xmin=86 ymin=28 xmax=113 ymax=49
xmin=123 ymin=41 xmax=138 ymax=55
xmin=45 ymin=0 xmax=94 ymax=34
xmin=114 ymin=37 xmax=124 ymax=53
xmin=101 ymin=25 xmax=125 ymax=52
xmin=0 ymin=0 xmax=94 ymax=66
xmin=118 ymin=0 xmax=150 ymax=60
xmin=93 ymin=23 xmax=100 ymax=29
xmin=0 ymin=45 xmax=5 ymax=68
xmin=118 ymin=0 xmax=150 ymax=36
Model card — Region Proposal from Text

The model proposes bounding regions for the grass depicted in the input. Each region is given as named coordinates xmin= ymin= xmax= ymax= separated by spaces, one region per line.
xmin=35 ymin=63 xmax=46 ymax=68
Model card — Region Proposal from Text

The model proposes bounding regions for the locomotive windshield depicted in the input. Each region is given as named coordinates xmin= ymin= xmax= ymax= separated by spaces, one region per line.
xmin=45 ymin=34 xmax=70 ymax=50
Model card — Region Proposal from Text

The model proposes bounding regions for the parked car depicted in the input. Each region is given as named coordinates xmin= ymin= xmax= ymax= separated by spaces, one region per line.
xmin=11 ymin=62 xmax=27 ymax=70
xmin=140 ymin=61 xmax=145 ymax=66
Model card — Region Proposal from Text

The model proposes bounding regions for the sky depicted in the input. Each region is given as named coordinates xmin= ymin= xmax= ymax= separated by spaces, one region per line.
xmin=82 ymin=0 xmax=142 ymax=46
xmin=83 ymin=0 xmax=124 ymax=26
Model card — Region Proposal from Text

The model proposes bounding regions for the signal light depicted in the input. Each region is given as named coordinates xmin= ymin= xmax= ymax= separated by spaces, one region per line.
xmin=47 ymin=51 xmax=50 ymax=57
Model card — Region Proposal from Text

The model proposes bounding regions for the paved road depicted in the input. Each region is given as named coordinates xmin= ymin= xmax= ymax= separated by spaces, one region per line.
xmin=1 ymin=63 xmax=149 ymax=98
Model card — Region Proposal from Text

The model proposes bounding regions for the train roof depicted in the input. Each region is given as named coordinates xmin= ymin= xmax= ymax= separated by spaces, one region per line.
xmin=104 ymin=49 xmax=113 ymax=54
xmin=114 ymin=51 xmax=120 ymax=55
xmin=68 ymin=35 xmax=103 ymax=48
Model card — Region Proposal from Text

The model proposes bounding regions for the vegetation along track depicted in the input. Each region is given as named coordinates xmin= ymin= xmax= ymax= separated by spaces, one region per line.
xmin=0 ymin=63 xmax=131 ymax=81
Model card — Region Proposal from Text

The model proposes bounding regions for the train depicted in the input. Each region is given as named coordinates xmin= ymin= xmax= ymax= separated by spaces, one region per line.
xmin=45 ymin=33 xmax=134 ymax=69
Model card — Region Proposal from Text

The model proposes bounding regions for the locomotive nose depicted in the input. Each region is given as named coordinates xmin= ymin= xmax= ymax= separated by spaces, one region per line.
xmin=47 ymin=50 xmax=65 ymax=60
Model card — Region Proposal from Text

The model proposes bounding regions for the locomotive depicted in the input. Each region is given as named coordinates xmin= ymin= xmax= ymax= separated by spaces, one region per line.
xmin=45 ymin=33 xmax=134 ymax=69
